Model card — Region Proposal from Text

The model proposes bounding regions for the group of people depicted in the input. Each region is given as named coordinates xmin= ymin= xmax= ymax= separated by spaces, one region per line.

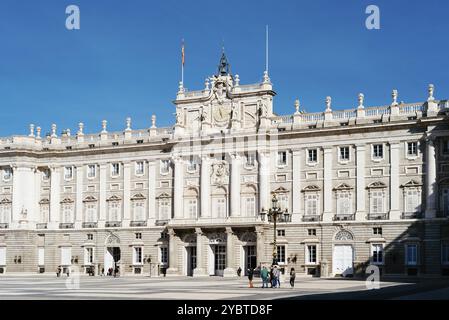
xmin=245 ymin=266 xmax=296 ymax=289
xmin=103 ymin=267 xmax=119 ymax=277
xmin=55 ymin=266 xmax=70 ymax=277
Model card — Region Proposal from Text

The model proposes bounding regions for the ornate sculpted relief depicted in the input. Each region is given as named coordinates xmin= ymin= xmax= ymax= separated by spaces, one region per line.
xmin=334 ymin=230 xmax=354 ymax=241
xmin=211 ymin=161 xmax=229 ymax=185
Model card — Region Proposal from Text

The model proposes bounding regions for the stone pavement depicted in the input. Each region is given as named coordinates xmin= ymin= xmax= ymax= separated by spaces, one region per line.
xmin=0 ymin=275 xmax=412 ymax=300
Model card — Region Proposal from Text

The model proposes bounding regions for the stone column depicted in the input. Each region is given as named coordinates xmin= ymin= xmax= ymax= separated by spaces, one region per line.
xmin=223 ymin=227 xmax=236 ymax=277
xmin=425 ymin=136 xmax=437 ymax=218
xmin=98 ymin=164 xmax=107 ymax=228
xmin=255 ymin=226 xmax=265 ymax=267
xmin=323 ymin=147 xmax=333 ymax=222
xmin=200 ymin=156 xmax=211 ymax=218
xmin=292 ymin=150 xmax=301 ymax=223
xmin=49 ymin=166 xmax=61 ymax=229
xmin=356 ymin=145 xmax=366 ymax=220
xmin=148 ymin=161 xmax=157 ymax=221
xmin=389 ymin=143 xmax=401 ymax=219
xmin=75 ymin=165 xmax=84 ymax=228
xmin=258 ymin=151 xmax=270 ymax=212
xmin=193 ymin=227 xmax=207 ymax=277
xmin=166 ymin=228 xmax=179 ymax=275
xmin=230 ymin=154 xmax=241 ymax=217
xmin=173 ymin=157 xmax=184 ymax=219
xmin=123 ymin=162 xmax=131 ymax=226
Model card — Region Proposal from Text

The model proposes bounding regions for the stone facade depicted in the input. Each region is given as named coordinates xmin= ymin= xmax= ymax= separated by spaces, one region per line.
xmin=0 ymin=54 xmax=448 ymax=277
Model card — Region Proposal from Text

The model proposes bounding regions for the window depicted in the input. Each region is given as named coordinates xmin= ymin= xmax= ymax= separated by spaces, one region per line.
xmin=111 ymin=163 xmax=120 ymax=177
xmin=245 ymin=153 xmax=256 ymax=167
xmin=339 ymin=146 xmax=350 ymax=161
xmin=108 ymin=201 xmax=121 ymax=221
xmin=87 ymin=234 xmax=93 ymax=240
xmin=64 ymin=167 xmax=73 ymax=180
xmin=308 ymin=229 xmax=317 ymax=236
xmin=306 ymin=245 xmax=317 ymax=264
xmin=42 ymin=169 xmax=50 ymax=181
xmin=336 ymin=192 xmax=351 ymax=215
xmin=373 ymin=227 xmax=382 ymax=235
xmin=61 ymin=247 xmax=72 ymax=266
xmin=305 ymin=194 xmax=319 ymax=216
xmin=2 ymin=168 xmax=12 ymax=181
xmin=278 ymin=194 xmax=289 ymax=212
xmin=133 ymin=247 xmax=143 ymax=265
xmin=132 ymin=201 xmax=145 ymax=221
xmin=277 ymin=229 xmax=285 ymax=237
xmin=84 ymin=247 xmax=94 ymax=265
xmin=135 ymin=233 xmax=142 ymax=240
xmin=442 ymin=244 xmax=449 ymax=265
xmin=160 ymin=246 xmax=168 ymax=265
xmin=38 ymin=247 xmax=44 ymax=266
xmin=187 ymin=159 xmax=197 ymax=172
xmin=0 ymin=203 xmax=11 ymax=224
xmin=405 ymin=189 xmax=421 ymax=213
xmin=307 ymin=149 xmax=318 ymax=163
xmin=187 ymin=199 xmax=198 ymax=218
xmin=277 ymin=245 xmax=286 ymax=264
xmin=443 ymin=139 xmax=449 ymax=155
xmin=407 ymin=142 xmax=418 ymax=157
xmin=112 ymin=142 xmax=119 ymax=146
xmin=87 ymin=165 xmax=96 ymax=178
xmin=0 ymin=247 xmax=5 ymax=266
xmin=244 ymin=197 xmax=256 ymax=216
xmin=370 ymin=191 xmax=384 ymax=214
xmin=62 ymin=204 xmax=74 ymax=223
xmin=135 ymin=162 xmax=144 ymax=175
xmin=85 ymin=203 xmax=97 ymax=222
xmin=215 ymin=198 xmax=227 ymax=218
xmin=371 ymin=244 xmax=384 ymax=264
xmin=158 ymin=198 xmax=171 ymax=220
xmin=39 ymin=204 xmax=49 ymax=223
xmin=277 ymin=151 xmax=287 ymax=166
xmin=406 ymin=244 xmax=418 ymax=266
xmin=160 ymin=160 xmax=170 ymax=174
xmin=373 ymin=144 xmax=383 ymax=159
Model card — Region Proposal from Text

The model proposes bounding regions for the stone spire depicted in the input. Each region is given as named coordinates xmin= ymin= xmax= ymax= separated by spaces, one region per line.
xmin=217 ymin=49 xmax=230 ymax=76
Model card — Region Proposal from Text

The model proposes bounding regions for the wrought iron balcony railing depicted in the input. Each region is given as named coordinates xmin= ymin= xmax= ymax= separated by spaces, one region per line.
xmin=130 ymin=221 xmax=147 ymax=227
xmin=333 ymin=214 xmax=355 ymax=221
xmin=401 ymin=212 xmax=422 ymax=219
xmin=105 ymin=221 xmax=122 ymax=228
xmin=302 ymin=215 xmax=322 ymax=222
xmin=0 ymin=223 xmax=8 ymax=229
xmin=367 ymin=213 xmax=389 ymax=220
xmin=59 ymin=223 xmax=74 ymax=229
xmin=82 ymin=222 xmax=98 ymax=228
xmin=36 ymin=223 xmax=48 ymax=229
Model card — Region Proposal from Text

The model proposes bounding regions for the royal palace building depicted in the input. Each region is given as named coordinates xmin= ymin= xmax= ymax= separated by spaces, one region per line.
xmin=0 ymin=53 xmax=448 ymax=278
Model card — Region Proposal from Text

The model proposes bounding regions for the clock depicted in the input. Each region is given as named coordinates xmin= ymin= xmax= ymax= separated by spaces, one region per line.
xmin=213 ymin=105 xmax=231 ymax=123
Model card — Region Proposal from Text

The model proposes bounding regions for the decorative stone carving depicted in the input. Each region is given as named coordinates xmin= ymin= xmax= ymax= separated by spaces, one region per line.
xmin=208 ymin=232 xmax=226 ymax=244
xmin=358 ymin=93 xmax=364 ymax=109
xmin=211 ymin=161 xmax=229 ymax=185
xmin=335 ymin=230 xmax=354 ymax=241
xmin=392 ymin=90 xmax=398 ymax=105
xmin=428 ymin=84 xmax=435 ymax=101
xmin=105 ymin=233 xmax=120 ymax=245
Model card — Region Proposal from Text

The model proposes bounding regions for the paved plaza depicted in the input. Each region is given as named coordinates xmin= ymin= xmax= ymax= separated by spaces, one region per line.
xmin=0 ymin=275 xmax=448 ymax=300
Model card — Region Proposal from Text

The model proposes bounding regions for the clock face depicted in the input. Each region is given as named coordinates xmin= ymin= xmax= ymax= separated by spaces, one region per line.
xmin=213 ymin=105 xmax=231 ymax=123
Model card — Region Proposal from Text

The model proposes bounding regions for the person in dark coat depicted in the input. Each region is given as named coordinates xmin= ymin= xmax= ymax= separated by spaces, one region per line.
xmin=247 ymin=268 xmax=254 ymax=288
xmin=290 ymin=268 xmax=296 ymax=288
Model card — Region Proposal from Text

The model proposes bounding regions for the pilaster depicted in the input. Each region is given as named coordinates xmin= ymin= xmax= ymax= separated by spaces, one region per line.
xmin=230 ymin=154 xmax=241 ymax=217
xmin=323 ymin=147 xmax=333 ymax=222
xmin=425 ymin=135 xmax=437 ymax=218
xmin=200 ymin=156 xmax=211 ymax=218
xmin=223 ymin=227 xmax=236 ymax=277
xmin=389 ymin=142 xmax=401 ymax=219
xmin=193 ymin=228 xmax=207 ymax=277
xmin=292 ymin=150 xmax=302 ymax=223
xmin=356 ymin=145 xmax=366 ymax=220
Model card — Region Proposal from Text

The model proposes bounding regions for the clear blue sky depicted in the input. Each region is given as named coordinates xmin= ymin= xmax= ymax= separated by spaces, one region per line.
xmin=0 ymin=0 xmax=448 ymax=136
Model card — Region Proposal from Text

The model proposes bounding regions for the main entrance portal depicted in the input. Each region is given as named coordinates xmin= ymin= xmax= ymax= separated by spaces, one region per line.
xmin=104 ymin=247 xmax=121 ymax=274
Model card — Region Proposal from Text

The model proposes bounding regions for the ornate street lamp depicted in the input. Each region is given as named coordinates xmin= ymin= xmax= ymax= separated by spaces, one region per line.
xmin=259 ymin=194 xmax=291 ymax=266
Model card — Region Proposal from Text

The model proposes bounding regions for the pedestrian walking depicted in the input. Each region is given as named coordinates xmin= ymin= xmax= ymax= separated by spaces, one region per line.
xmin=237 ymin=267 xmax=242 ymax=277
xmin=247 ymin=268 xmax=254 ymax=288
xmin=290 ymin=267 xmax=296 ymax=288
xmin=270 ymin=267 xmax=275 ymax=288
xmin=273 ymin=266 xmax=280 ymax=288
xmin=260 ymin=266 xmax=269 ymax=288
xmin=56 ymin=266 xmax=61 ymax=277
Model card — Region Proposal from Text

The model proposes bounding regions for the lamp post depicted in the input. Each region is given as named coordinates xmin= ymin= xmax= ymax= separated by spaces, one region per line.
xmin=259 ymin=194 xmax=291 ymax=266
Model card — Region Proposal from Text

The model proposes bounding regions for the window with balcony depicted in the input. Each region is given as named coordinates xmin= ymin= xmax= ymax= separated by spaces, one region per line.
xmin=61 ymin=200 xmax=74 ymax=223
xmin=404 ymin=188 xmax=421 ymax=216
xmin=0 ymin=200 xmax=11 ymax=224
xmin=107 ymin=198 xmax=121 ymax=222
xmin=158 ymin=196 xmax=171 ymax=220
xmin=305 ymin=194 xmax=319 ymax=216
xmin=371 ymin=244 xmax=384 ymax=264
xmin=187 ymin=199 xmax=198 ymax=218
xmin=132 ymin=201 xmax=145 ymax=222
xmin=214 ymin=198 xmax=227 ymax=218
xmin=39 ymin=202 xmax=49 ymax=223
xmin=368 ymin=182 xmax=387 ymax=219
xmin=244 ymin=197 xmax=256 ymax=217
xmin=335 ymin=185 xmax=353 ymax=219
xmin=85 ymin=202 xmax=98 ymax=223
xmin=370 ymin=191 xmax=384 ymax=214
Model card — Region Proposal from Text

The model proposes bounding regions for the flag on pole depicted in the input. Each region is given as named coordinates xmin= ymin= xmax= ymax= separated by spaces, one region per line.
xmin=181 ymin=39 xmax=185 ymax=66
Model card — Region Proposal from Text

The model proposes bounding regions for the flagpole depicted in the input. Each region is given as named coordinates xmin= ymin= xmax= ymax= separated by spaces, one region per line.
xmin=181 ymin=39 xmax=184 ymax=85
xmin=266 ymin=25 xmax=269 ymax=73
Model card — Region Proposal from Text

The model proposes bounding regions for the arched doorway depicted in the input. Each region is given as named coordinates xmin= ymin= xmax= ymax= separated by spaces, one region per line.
xmin=332 ymin=230 xmax=354 ymax=277
xmin=104 ymin=234 xmax=121 ymax=276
